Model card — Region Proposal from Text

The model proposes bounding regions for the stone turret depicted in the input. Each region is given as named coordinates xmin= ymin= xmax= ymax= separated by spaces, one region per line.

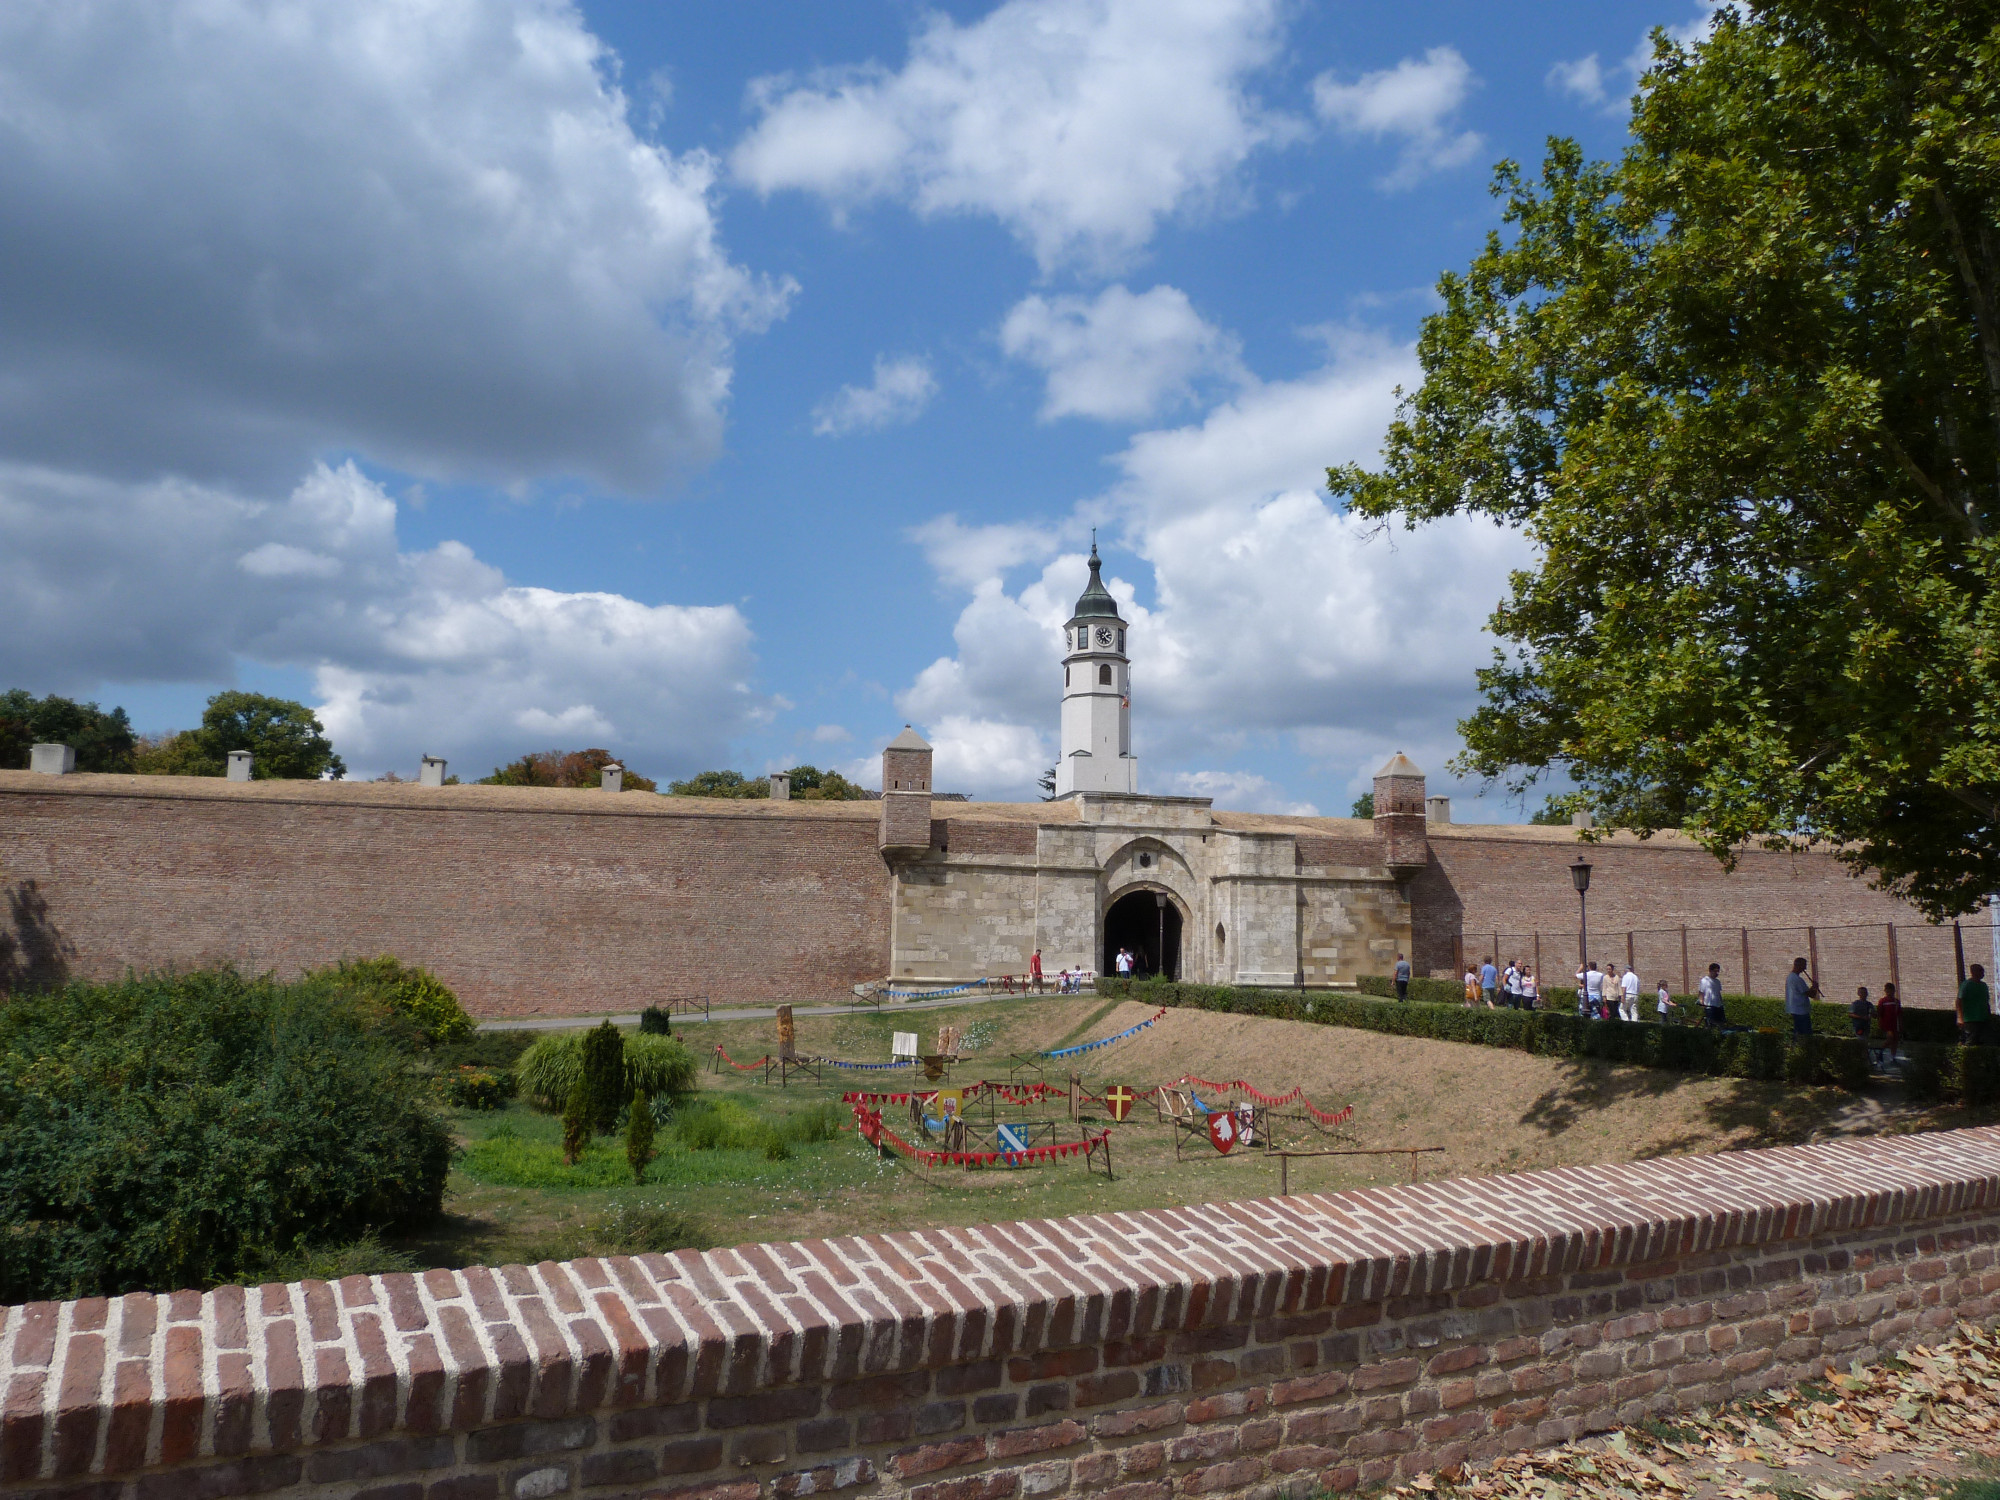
xmin=1372 ymin=751 xmax=1430 ymax=877
xmin=879 ymin=725 xmax=933 ymax=854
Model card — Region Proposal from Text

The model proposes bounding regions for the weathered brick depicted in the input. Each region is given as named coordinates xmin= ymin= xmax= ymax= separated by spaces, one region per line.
xmin=990 ymin=1421 xmax=1087 ymax=1459
xmin=890 ymin=1437 xmax=987 ymax=1479
xmin=1093 ymin=1401 xmax=1182 ymax=1438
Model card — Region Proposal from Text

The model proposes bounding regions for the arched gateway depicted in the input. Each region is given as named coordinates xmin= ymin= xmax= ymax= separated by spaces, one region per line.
xmin=1103 ymin=887 xmax=1182 ymax=980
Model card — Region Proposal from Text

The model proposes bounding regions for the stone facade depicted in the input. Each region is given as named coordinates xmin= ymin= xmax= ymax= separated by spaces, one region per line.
xmin=9 ymin=1127 xmax=2000 ymax=1500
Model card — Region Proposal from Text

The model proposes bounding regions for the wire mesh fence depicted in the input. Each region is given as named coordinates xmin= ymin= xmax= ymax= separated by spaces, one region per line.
xmin=1454 ymin=920 xmax=1998 ymax=1015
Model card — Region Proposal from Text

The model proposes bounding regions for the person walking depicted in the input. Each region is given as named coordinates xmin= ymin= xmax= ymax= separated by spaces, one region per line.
xmin=1115 ymin=946 xmax=1133 ymax=980
xmin=1501 ymin=958 xmax=1519 ymax=1009
xmin=1784 ymin=956 xmax=1819 ymax=1037
xmin=1393 ymin=953 xmax=1412 ymax=1001
xmin=1029 ymin=948 xmax=1043 ymax=993
xmin=1463 ymin=965 xmax=1480 ymax=1007
xmin=1584 ymin=962 xmax=1607 ymax=1019
xmin=1850 ymin=986 xmax=1875 ymax=1040
xmin=1619 ymin=965 xmax=1641 ymax=1022
xmin=1479 ymin=956 xmax=1498 ymax=1008
xmin=1699 ymin=962 xmax=1727 ymax=1029
xmin=1520 ymin=966 xmax=1539 ymax=1010
xmin=1656 ymin=978 xmax=1676 ymax=1024
xmin=1959 ymin=963 xmax=1992 ymax=1047
xmin=1877 ymin=981 xmax=1902 ymax=1059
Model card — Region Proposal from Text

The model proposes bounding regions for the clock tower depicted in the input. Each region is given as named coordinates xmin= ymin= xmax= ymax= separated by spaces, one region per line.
xmin=1056 ymin=541 xmax=1137 ymax=795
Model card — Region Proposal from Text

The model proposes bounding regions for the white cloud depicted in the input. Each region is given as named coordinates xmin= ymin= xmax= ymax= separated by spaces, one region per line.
xmin=1312 ymin=47 xmax=1483 ymax=189
xmin=923 ymin=716 xmax=1055 ymax=798
xmin=890 ymin=334 xmax=1536 ymax=801
xmin=1163 ymin=770 xmax=1317 ymax=816
xmin=809 ymin=724 xmax=853 ymax=745
xmin=909 ymin=515 xmax=1063 ymax=591
xmin=0 ymin=461 xmax=772 ymax=780
xmin=1551 ymin=4 xmax=1729 ymax=115
xmin=0 ymin=0 xmax=789 ymax=496
xmin=1546 ymin=56 xmax=1609 ymax=108
xmin=1001 ymin=285 xmax=1245 ymax=422
xmin=732 ymin=0 xmax=1292 ymax=273
xmin=812 ymin=355 xmax=938 ymax=436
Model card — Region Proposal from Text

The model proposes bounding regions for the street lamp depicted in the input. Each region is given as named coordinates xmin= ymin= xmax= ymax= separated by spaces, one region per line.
xmin=1570 ymin=857 xmax=1593 ymax=1006
xmin=1154 ymin=892 xmax=1168 ymax=981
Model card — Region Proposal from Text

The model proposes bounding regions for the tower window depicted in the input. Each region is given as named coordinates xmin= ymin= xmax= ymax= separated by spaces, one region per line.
xmin=1117 ymin=629 xmax=1125 ymax=652
xmin=1064 ymin=666 xmax=1070 ymax=687
xmin=1099 ymin=664 xmax=1112 ymax=685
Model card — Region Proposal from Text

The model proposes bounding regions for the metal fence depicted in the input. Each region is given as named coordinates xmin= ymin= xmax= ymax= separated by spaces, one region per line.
xmin=1453 ymin=920 xmax=2000 ymax=1012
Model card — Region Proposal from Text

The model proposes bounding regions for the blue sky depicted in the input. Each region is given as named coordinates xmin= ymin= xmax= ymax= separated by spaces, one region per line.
xmin=0 ymin=0 xmax=1709 ymax=812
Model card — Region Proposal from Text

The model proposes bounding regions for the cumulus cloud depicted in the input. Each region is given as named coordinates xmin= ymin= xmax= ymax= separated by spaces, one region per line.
xmin=1547 ymin=55 xmax=1611 ymax=108
xmin=731 ymin=0 xmax=1292 ymax=272
xmin=1163 ymin=770 xmax=1318 ymax=817
xmin=890 ymin=334 xmax=1535 ymax=801
xmin=909 ymin=515 xmax=1063 ymax=592
xmin=1000 ymin=285 xmax=1246 ymax=423
xmin=1312 ymin=47 xmax=1483 ymax=189
xmin=0 ymin=461 xmax=771 ymax=779
xmin=1550 ymin=3 xmax=1729 ymax=114
xmin=0 ymin=0 xmax=789 ymax=495
xmin=811 ymin=355 xmax=938 ymax=436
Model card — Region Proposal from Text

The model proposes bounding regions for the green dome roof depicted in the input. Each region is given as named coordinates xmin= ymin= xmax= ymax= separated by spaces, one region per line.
xmin=1071 ymin=543 xmax=1121 ymax=619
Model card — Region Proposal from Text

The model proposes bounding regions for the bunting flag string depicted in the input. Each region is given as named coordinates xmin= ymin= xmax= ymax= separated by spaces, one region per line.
xmin=880 ymin=979 xmax=991 ymax=999
xmin=1164 ymin=1074 xmax=1353 ymax=1126
xmin=712 ymin=1046 xmax=773 ymax=1071
xmin=812 ymin=1056 xmax=915 ymax=1071
xmin=840 ymin=1080 xmax=1070 ymax=1107
xmin=1039 ymin=1007 xmax=1166 ymax=1059
xmin=852 ymin=1103 xmax=1106 ymax=1168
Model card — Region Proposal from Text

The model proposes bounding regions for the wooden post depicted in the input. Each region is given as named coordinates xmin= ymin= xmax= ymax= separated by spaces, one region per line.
xmin=1280 ymin=1153 xmax=1289 ymax=1196
xmin=1955 ymin=922 xmax=1968 ymax=986
xmin=1741 ymin=927 xmax=1752 ymax=997
xmin=1626 ymin=930 xmax=1635 ymax=974
xmin=1492 ymin=931 xmax=1500 ymax=965
xmin=1069 ymin=1072 xmax=1080 ymax=1123
xmin=1807 ymin=926 xmax=1820 ymax=993
xmin=1680 ymin=926 xmax=1690 ymax=996
xmin=1534 ymin=932 xmax=1542 ymax=988
xmin=1888 ymin=923 xmax=1901 ymax=992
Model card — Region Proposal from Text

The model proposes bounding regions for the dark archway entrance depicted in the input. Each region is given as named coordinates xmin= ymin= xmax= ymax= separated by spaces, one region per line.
xmin=1104 ymin=889 xmax=1182 ymax=980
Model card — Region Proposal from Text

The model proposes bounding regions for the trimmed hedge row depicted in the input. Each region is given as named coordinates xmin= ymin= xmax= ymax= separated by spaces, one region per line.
xmin=1098 ymin=977 xmax=1868 ymax=1090
xmin=1352 ymin=974 xmax=1960 ymax=1045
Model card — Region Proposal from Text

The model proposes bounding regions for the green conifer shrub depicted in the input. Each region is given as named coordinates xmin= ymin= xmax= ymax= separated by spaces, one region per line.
xmin=626 ymin=1091 xmax=656 ymax=1183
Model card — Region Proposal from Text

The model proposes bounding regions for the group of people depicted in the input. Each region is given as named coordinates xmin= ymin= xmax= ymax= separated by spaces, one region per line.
xmin=1385 ymin=951 xmax=2000 ymax=1056
xmin=1025 ymin=950 xmax=1090 ymax=994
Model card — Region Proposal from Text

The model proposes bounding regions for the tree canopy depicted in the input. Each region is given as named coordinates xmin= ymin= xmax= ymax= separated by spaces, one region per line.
xmin=135 ymin=692 xmax=344 ymax=780
xmin=666 ymin=764 xmax=869 ymax=800
xmin=0 ymin=691 xmax=136 ymax=772
xmin=479 ymin=748 xmax=657 ymax=792
xmin=1331 ymin=0 xmax=2000 ymax=919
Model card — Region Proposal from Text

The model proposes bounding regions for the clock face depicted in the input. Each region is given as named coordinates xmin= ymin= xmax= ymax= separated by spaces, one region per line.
xmin=1095 ymin=626 xmax=1114 ymax=647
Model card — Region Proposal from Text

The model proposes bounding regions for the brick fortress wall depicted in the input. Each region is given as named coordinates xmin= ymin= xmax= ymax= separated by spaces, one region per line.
xmin=7 ymin=1128 xmax=2000 ymax=1500
xmin=0 ymin=775 xmax=890 ymax=1015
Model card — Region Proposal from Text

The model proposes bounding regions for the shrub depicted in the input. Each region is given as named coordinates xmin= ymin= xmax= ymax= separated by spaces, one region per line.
xmin=321 ymin=956 xmax=476 ymax=1047
xmin=0 ymin=967 xmax=452 ymax=1301
xmin=518 ymin=1032 xmax=698 ymax=1112
xmin=639 ymin=1006 xmax=673 ymax=1036
xmin=580 ymin=1022 xmax=626 ymax=1134
xmin=431 ymin=1030 xmax=536 ymax=1071
xmin=626 ymin=1091 xmax=656 ymax=1183
xmin=561 ymin=1078 xmax=589 ymax=1167
xmin=440 ymin=1066 xmax=515 ymax=1110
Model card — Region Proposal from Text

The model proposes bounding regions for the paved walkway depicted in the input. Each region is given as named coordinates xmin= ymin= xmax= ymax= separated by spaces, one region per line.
xmin=475 ymin=987 xmax=1096 ymax=1032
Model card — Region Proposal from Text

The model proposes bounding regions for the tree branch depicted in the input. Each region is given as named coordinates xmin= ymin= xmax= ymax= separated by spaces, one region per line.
xmin=1883 ymin=428 xmax=1984 ymax=541
xmin=1931 ymin=183 xmax=2000 ymax=515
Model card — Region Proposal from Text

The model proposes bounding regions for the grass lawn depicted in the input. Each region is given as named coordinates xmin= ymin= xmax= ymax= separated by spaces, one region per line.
xmin=391 ymin=995 xmax=2000 ymax=1270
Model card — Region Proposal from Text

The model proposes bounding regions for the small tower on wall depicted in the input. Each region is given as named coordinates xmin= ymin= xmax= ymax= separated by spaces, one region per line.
xmin=879 ymin=725 xmax=933 ymax=854
xmin=1372 ymin=751 xmax=1430 ymax=878
xmin=1055 ymin=542 xmax=1137 ymax=796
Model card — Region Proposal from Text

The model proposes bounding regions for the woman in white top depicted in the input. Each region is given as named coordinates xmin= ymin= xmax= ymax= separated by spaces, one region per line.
xmin=1520 ymin=968 xmax=1539 ymax=1010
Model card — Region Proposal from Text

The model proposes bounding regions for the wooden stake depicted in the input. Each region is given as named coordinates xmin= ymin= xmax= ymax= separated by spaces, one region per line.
xmin=1680 ymin=925 xmax=1690 ymax=996
xmin=1807 ymin=926 xmax=1820 ymax=993
xmin=1741 ymin=927 xmax=1752 ymax=997
xmin=1888 ymin=923 xmax=1901 ymax=992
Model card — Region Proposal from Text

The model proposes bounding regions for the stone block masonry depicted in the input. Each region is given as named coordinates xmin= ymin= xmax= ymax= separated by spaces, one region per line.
xmin=10 ymin=1130 xmax=2000 ymax=1500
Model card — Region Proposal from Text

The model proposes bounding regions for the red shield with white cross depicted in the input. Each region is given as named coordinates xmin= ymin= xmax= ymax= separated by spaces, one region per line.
xmin=1207 ymin=1108 xmax=1238 ymax=1155
xmin=1104 ymin=1084 xmax=1135 ymax=1122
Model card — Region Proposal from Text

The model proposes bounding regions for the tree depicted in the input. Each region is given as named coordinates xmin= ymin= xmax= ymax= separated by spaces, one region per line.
xmin=1039 ymin=766 xmax=1058 ymax=801
xmin=579 ymin=1020 xmax=627 ymax=1134
xmin=781 ymin=765 xmax=868 ymax=801
xmin=480 ymin=748 xmax=656 ymax=792
xmin=625 ymin=1091 xmax=656 ymax=1184
xmin=137 ymin=692 xmax=344 ymax=780
xmin=1529 ymin=795 xmax=1578 ymax=827
xmin=1330 ymin=0 xmax=2000 ymax=919
xmin=666 ymin=769 xmax=767 ymax=798
xmin=0 ymin=691 xmax=136 ymax=772
xmin=1350 ymin=792 xmax=1375 ymax=819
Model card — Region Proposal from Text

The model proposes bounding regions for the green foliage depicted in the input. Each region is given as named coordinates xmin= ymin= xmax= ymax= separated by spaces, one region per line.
xmin=561 ymin=1078 xmax=589 ymax=1166
xmin=517 ymin=1032 xmax=699 ymax=1113
xmin=580 ymin=1021 xmax=625 ymax=1135
xmin=132 ymin=731 xmax=212 ymax=776
xmin=1039 ymin=766 xmax=1058 ymax=801
xmin=665 ymin=764 xmax=868 ymax=800
xmin=322 ymin=956 xmax=475 ymax=1046
xmin=1349 ymin=791 xmax=1375 ymax=819
xmin=207 ymin=692 xmax=345 ymax=779
xmin=430 ymin=1030 xmax=537 ymax=1071
xmin=478 ymin=748 xmax=657 ymax=792
xmin=639 ymin=1006 xmax=673 ymax=1036
xmin=440 ymin=1066 xmax=515 ymax=1110
xmin=1098 ymin=977 xmax=1870 ymax=1090
xmin=0 ymin=967 xmax=452 ymax=1301
xmin=1528 ymin=795 xmax=1579 ymax=826
xmin=665 ymin=1097 xmax=843 ymax=1156
xmin=0 ymin=691 xmax=137 ymax=772
xmin=1330 ymin=4 xmax=2000 ymax=918
xmin=626 ymin=1091 xmax=657 ymax=1183
xmin=781 ymin=765 xmax=869 ymax=801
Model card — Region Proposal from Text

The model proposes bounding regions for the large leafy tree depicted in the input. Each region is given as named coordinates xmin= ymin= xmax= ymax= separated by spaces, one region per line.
xmin=1332 ymin=0 xmax=2000 ymax=919
xmin=480 ymin=748 xmax=657 ymax=792
xmin=0 ymin=691 xmax=136 ymax=772
xmin=135 ymin=692 xmax=344 ymax=780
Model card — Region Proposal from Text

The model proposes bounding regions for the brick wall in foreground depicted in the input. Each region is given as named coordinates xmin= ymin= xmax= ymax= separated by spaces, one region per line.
xmin=9 ymin=1129 xmax=2000 ymax=1500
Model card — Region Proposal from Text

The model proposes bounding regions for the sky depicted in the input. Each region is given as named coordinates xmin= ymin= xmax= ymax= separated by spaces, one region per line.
xmin=0 ymin=0 xmax=1714 ymax=814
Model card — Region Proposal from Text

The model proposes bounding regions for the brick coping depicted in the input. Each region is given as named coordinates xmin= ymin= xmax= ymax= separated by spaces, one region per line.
xmin=4 ymin=1127 xmax=1999 ymax=1485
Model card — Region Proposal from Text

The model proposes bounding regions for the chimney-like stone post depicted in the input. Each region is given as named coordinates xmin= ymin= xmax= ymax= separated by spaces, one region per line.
xmin=226 ymin=750 xmax=253 ymax=782
xmin=1426 ymin=795 xmax=1452 ymax=825
xmin=768 ymin=772 xmax=790 ymax=801
xmin=29 ymin=743 xmax=75 ymax=775
xmin=879 ymin=726 xmax=933 ymax=854
xmin=419 ymin=756 xmax=447 ymax=788
xmin=1372 ymin=751 xmax=1429 ymax=877
xmin=602 ymin=763 xmax=624 ymax=793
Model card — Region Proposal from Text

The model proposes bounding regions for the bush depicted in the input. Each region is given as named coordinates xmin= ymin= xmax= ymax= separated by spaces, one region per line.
xmin=321 ymin=956 xmax=476 ymax=1047
xmin=626 ymin=1091 xmax=656 ymax=1183
xmin=0 ymin=967 xmax=453 ymax=1301
xmin=580 ymin=1022 xmax=626 ymax=1134
xmin=639 ymin=1006 xmax=673 ymax=1035
xmin=517 ymin=1032 xmax=698 ymax=1112
xmin=440 ymin=1066 xmax=515 ymax=1110
xmin=1098 ymin=977 xmax=1870 ymax=1090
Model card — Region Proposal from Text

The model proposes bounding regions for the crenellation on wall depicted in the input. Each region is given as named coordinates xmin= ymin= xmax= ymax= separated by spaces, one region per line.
xmin=8 ymin=1129 xmax=2000 ymax=1500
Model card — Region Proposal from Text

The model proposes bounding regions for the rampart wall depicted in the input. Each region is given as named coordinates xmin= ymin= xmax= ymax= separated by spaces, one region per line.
xmin=0 ymin=775 xmax=890 ymax=1015
xmin=7 ymin=1128 xmax=2000 ymax=1500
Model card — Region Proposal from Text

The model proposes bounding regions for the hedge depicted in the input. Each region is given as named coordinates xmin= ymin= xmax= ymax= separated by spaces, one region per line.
xmin=1097 ymin=977 xmax=1872 ymax=1090
xmin=1352 ymin=974 xmax=1960 ymax=1045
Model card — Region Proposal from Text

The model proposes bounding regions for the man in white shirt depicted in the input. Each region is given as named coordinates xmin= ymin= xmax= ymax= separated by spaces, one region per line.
xmin=1620 ymin=965 xmax=1642 ymax=1021
xmin=1582 ymin=962 xmax=1606 ymax=1018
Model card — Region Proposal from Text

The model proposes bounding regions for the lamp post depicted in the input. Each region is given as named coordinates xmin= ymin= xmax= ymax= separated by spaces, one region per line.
xmin=1155 ymin=892 xmax=1168 ymax=981
xmin=1571 ymin=856 xmax=1593 ymax=1007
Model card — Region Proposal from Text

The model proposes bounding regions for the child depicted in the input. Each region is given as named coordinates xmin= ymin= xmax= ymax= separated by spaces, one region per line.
xmin=1656 ymin=980 xmax=1677 ymax=1024
xmin=1463 ymin=968 xmax=1480 ymax=1007
xmin=1850 ymin=985 xmax=1875 ymax=1039
xmin=1877 ymin=982 xmax=1902 ymax=1059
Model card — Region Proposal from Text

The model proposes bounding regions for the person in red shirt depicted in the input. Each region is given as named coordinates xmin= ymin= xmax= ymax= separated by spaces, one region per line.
xmin=1877 ymin=981 xmax=1902 ymax=1060
xmin=1029 ymin=949 xmax=1044 ymax=993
